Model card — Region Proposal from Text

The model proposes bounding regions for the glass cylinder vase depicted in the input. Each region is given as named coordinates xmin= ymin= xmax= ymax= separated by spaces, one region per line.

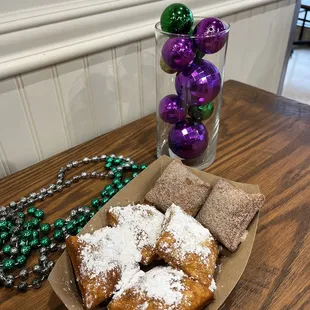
xmin=155 ymin=17 xmax=230 ymax=170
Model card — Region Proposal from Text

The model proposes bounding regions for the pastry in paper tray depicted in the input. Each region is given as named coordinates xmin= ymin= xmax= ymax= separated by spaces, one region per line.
xmin=108 ymin=266 xmax=215 ymax=310
xmin=156 ymin=204 xmax=218 ymax=286
xmin=145 ymin=160 xmax=212 ymax=216
xmin=66 ymin=226 xmax=141 ymax=310
xmin=107 ymin=204 xmax=164 ymax=265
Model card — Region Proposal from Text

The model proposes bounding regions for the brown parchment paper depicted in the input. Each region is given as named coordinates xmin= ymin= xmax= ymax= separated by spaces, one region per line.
xmin=48 ymin=155 xmax=260 ymax=310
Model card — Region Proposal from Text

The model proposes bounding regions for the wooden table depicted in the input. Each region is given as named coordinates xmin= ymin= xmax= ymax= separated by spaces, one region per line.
xmin=1 ymin=80 xmax=310 ymax=310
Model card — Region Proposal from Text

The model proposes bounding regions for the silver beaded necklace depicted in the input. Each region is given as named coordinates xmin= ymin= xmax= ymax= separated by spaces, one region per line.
xmin=0 ymin=154 xmax=146 ymax=293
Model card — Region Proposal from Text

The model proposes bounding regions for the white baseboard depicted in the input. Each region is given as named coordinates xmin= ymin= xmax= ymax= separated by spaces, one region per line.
xmin=0 ymin=0 xmax=288 ymax=80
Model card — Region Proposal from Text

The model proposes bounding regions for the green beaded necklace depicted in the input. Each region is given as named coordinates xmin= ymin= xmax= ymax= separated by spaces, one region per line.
xmin=0 ymin=154 xmax=147 ymax=293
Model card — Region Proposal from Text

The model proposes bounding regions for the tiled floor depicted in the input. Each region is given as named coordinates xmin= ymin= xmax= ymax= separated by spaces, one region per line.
xmin=282 ymin=48 xmax=310 ymax=105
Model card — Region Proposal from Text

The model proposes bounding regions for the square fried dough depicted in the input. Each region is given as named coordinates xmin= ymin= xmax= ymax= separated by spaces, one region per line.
xmin=107 ymin=204 xmax=164 ymax=265
xmin=196 ymin=179 xmax=265 ymax=252
xmin=145 ymin=160 xmax=211 ymax=216
xmin=108 ymin=266 xmax=215 ymax=310
xmin=156 ymin=204 xmax=218 ymax=286
xmin=66 ymin=226 xmax=141 ymax=309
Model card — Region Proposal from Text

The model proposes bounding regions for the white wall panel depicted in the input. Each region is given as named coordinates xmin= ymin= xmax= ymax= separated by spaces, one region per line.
xmin=0 ymin=142 xmax=9 ymax=178
xmin=87 ymin=50 xmax=121 ymax=134
xmin=56 ymin=59 xmax=97 ymax=146
xmin=141 ymin=38 xmax=156 ymax=116
xmin=0 ymin=0 xmax=297 ymax=177
xmin=115 ymin=43 xmax=142 ymax=125
xmin=0 ymin=79 xmax=39 ymax=173
xmin=21 ymin=68 xmax=69 ymax=159
xmin=270 ymin=4 xmax=295 ymax=92
xmin=0 ymin=0 xmax=74 ymax=14
xmin=225 ymin=15 xmax=250 ymax=82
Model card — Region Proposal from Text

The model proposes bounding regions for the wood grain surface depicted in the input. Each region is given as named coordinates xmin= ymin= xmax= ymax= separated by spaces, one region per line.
xmin=0 ymin=80 xmax=309 ymax=310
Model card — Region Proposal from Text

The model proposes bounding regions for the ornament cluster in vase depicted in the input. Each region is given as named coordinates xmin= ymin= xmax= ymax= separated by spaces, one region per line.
xmin=158 ymin=3 xmax=228 ymax=160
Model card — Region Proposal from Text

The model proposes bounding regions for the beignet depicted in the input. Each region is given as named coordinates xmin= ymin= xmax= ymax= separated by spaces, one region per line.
xmin=156 ymin=204 xmax=218 ymax=286
xmin=108 ymin=266 xmax=215 ymax=310
xmin=107 ymin=204 xmax=164 ymax=265
xmin=66 ymin=226 xmax=141 ymax=309
xmin=196 ymin=178 xmax=265 ymax=251
xmin=145 ymin=160 xmax=211 ymax=216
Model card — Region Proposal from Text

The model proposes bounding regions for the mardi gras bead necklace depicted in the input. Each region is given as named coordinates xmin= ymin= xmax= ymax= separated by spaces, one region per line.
xmin=0 ymin=154 xmax=146 ymax=293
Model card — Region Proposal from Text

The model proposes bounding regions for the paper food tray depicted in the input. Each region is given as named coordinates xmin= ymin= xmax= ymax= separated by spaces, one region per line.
xmin=48 ymin=155 xmax=259 ymax=310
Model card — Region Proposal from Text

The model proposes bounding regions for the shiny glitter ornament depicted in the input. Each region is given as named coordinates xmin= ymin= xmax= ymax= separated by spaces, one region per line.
xmin=168 ymin=118 xmax=208 ymax=159
xmin=194 ymin=17 xmax=228 ymax=54
xmin=160 ymin=3 xmax=193 ymax=34
xmin=175 ymin=59 xmax=221 ymax=106
xmin=162 ymin=37 xmax=195 ymax=71
xmin=159 ymin=94 xmax=186 ymax=124
xmin=189 ymin=102 xmax=214 ymax=121
xmin=160 ymin=57 xmax=177 ymax=74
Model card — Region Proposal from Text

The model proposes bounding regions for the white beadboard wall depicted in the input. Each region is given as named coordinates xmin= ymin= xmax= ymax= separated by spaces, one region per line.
xmin=0 ymin=0 xmax=296 ymax=178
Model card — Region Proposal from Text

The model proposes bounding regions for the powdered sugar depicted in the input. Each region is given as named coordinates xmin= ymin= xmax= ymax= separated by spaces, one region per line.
xmin=160 ymin=204 xmax=214 ymax=263
xmin=78 ymin=226 xmax=141 ymax=292
xmin=141 ymin=267 xmax=185 ymax=306
xmin=108 ymin=204 xmax=164 ymax=251
xmin=209 ymin=278 xmax=217 ymax=292
xmin=139 ymin=302 xmax=149 ymax=310
xmin=116 ymin=266 xmax=187 ymax=307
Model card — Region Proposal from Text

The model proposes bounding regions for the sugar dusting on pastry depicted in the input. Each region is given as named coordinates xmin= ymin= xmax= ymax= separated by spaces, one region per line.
xmin=160 ymin=204 xmax=214 ymax=263
xmin=209 ymin=279 xmax=217 ymax=292
xmin=78 ymin=226 xmax=141 ymax=292
xmin=116 ymin=266 xmax=189 ymax=307
xmin=108 ymin=204 xmax=164 ymax=251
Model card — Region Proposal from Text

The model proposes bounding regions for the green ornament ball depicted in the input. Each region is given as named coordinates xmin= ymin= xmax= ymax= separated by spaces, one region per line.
xmin=53 ymin=230 xmax=65 ymax=242
xmin=104 ymin=162 xmax=112 ymax=169
xmin=40 ymin=236 xmax=51 ymax=247
xmin=104 ymin=184 xmax=113 ymax=192
xmin=34 ymin=209 xmax=44 ymax=220
xmin=123 ymin=177 xmax=131 ymax=184
xmin=101 ymin=196 xmax=110 ymax=205
xmin=54 ymin=218 xmax=65 ymax=229
xmin=195 ymin=50 xmax=205 ymax=61
xmin=160 ymin=57 xmax=177 ymax=74
xmin=31 ymin=218 xmax=40 ymax=228
xmin=3 ymin=244 xmax=11 ymax=255
xmin=107 ymin=188 xmax=116 ymax=197
xmin=114 ymin=171 xmax=122 ymax=179
xmin=188 ymin=102 xmax=214 ymax=121
xmin=139 ymin=164 xmax=147 ymax=171
xmin=30 ymin=239 xmax=39 ymax=248
xmin=114 ymin=158 xmax=121 ymax=164
xmin=77 ymin=215 xmax=86 ymax=225
xmin=16 ymin=255 xmax=27 ymax=267
xmin=20 ymin=245 xmax=31 ymax=256
xmin=76 ymin=226 xmax=83 ymax=234
xmin=3 ymin=258 xmax=15 ymax=270
xmin=27 ymin=206 xmax=36 ymax=216
xmin=116 ymin=183 xmax=124 ymax=190
xmin=160 ymin=3 xmax=194 ymax=34
xmin=40 ymin=223 xmax=51 ymax=234
xmin=91 ymin=198 xmax=100 ymax=208
xmin=0 ymin=231 xmax=9 ymax=241
xmin=22 ymin=230 xmax=32 ymax=240
xmin=32 ymin=230 xmax=39 ymax=239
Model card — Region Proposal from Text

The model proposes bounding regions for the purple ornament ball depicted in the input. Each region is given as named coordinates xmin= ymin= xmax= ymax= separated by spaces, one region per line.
xmin=159 ymin=94 xmax=186 ymax=124
xmin=162 ymin=37 xmax=195 ymax=71
xmin=194 ymin=17 xmax=228 ymax=54
xmin=168 ymin=118 xmax=208 ymax=159
xmin=175 ymin=59 xmax=221 ymax=106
